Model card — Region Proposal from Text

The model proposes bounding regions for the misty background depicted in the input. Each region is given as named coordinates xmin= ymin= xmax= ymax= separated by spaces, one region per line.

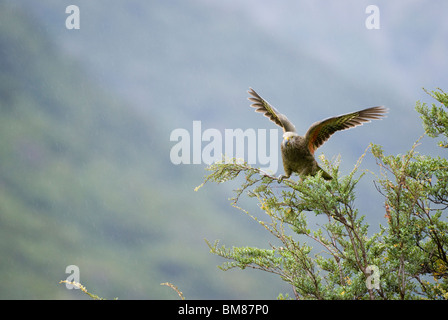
xmin=0 ymin=0 xmax=447 ymax=299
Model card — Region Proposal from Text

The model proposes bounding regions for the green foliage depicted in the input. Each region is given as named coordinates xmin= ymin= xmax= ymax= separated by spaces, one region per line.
xmin=416 ymin=88 xmax=448 ymax=148
xmin=198 ymin=90 xmax=448 ymax=300
xmin=371 ymin=139 xmax=448 ymax=299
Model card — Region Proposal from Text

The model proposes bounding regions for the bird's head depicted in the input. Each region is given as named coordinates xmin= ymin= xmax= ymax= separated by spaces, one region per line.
xmin=282 ymin=132 xmax=299 ymax=148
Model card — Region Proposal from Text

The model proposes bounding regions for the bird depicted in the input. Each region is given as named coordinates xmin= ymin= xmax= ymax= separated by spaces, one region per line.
xmin=247 ymin=88 xmax=388 ymax=181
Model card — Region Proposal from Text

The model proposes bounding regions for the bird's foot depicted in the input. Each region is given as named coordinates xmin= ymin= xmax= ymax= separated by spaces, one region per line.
xmin=277 ymin=174 xmax=288 ymax=183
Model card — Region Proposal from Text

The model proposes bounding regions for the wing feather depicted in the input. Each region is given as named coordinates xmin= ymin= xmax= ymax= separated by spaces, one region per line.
xmin=248 ymin=88 xmax=296 ymax=133
xmin=305 ymin=106 xmax=388 ymax=154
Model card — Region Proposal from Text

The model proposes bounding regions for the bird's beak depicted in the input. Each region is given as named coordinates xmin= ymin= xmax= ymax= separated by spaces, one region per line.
xmin=283 ymin=136 xmax=290 ymax=147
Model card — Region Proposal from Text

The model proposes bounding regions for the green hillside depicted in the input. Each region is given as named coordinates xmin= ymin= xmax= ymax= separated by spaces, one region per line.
xmin=0 ymin=3 xmax=154 ymax=298
xmin=0 ymin=3 xmax=287 ymax=299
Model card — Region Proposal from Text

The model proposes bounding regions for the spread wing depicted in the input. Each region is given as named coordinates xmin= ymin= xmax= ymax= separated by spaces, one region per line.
xmin=305 ymin=106 xmax=388 ymax=154
xmin=247 ymin=88 xmax=296 ymax=133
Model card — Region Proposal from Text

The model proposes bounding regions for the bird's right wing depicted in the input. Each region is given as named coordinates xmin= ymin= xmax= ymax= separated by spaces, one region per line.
xmin=304 ymin=106 xmax=388 ymax=154
xmin=248 ymin=88 xmax=296 ymax=133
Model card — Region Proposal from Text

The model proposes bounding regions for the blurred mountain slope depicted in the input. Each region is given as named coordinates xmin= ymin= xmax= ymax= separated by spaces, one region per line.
xmin=0 ymin=3 xmax=288 ymax=299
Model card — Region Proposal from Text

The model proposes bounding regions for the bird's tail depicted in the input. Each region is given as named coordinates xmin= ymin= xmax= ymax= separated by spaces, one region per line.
xmin=317 ymin=166 xmax=333 ymax=180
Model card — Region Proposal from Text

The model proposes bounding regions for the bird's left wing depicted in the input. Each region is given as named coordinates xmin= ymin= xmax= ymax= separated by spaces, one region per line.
xmin=304 ymin=106 xmax=388 ymax=154
xmin=248 ymin=88 xmax=296 ymax=133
